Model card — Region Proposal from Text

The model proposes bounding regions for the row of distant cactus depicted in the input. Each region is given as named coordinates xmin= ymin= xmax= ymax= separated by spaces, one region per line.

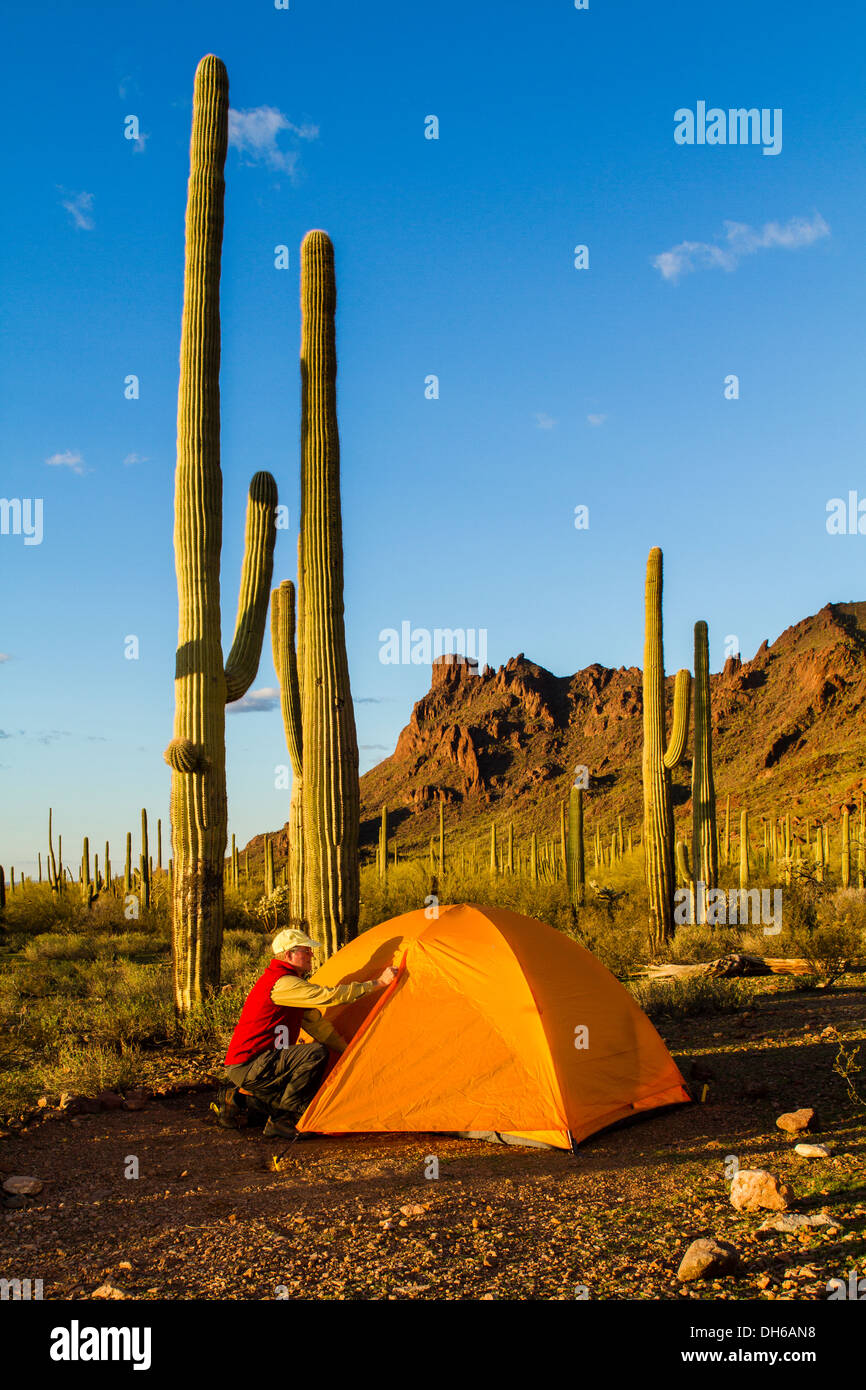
xmin=370 ymin=799 xmax=643 ymax=899
xmin=0 ymin=808 xmax=164 ymax=909
xmin=711 ymin=795 xmax=866 ymax=889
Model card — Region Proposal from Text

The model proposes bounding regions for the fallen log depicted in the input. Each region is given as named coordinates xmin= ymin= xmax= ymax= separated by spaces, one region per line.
xmin=638 ymin=954 xmax=865 ymax=981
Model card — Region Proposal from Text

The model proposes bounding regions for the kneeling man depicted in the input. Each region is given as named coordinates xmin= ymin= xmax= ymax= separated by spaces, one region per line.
xmin=221 ymin=924 xmax=396 ymax=1139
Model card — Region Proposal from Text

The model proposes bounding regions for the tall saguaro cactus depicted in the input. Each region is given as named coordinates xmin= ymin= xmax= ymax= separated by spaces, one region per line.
xmin=165 ymin=56 xmax=278 ymax=1010
xmin=567 ymin=786 xmax=585 ymax=908
xmin=298 ymin=230 xmax=360 ymax=956
xmin=691 ymin=620 xmax=718 ymax=923
xmin=271 ymin=579 xmax=304 ymax=916
xmin=642 ymin=547 xmax=691 ymax=949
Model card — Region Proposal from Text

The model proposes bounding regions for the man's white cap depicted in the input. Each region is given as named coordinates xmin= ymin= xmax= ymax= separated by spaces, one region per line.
xmin=272 ymin=926 xmax=322 ymax=956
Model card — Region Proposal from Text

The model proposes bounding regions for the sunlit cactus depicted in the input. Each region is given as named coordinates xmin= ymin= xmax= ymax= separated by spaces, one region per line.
xmin=739 ymin=809 xmax=749 ymax=889
xmin=567 ymin=786 xmax=585 ymax=908
xmin=642 ymin=547 xmax=691 ymax=948
xmin=165 ymin=56 xmax=277 ymax=1009
xmin=271 ymin=578 xmax=304 ymax=916
xmin=691 ymin=620 xmax=718 ymax=924
xmin=298 ymin=230 xmax=360 ymax=956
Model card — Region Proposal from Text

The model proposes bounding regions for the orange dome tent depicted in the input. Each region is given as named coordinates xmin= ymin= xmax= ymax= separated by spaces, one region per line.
xmin=296 ymin=903 xmax=690 ymax=1150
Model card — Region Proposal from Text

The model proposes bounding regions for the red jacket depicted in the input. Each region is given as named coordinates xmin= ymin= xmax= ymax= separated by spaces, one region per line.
xmin=225 ymin=959 xmax=306 ymax=1067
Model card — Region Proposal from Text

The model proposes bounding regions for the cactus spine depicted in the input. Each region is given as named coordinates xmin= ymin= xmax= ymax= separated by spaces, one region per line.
xmin=691 ymin=620 xmax=718 ymax=924
xmin=642 ymin=547 xmax=691 ymax=948
xmin=271 ymin=579 xmax=304 ymax=916
xmin=298 ymin=230 xmax=360 ymax=957
xmin=567 ymin=786 xmax=585 ymax=908
xmin=165 ymin=57 xmax=278 ymax=1008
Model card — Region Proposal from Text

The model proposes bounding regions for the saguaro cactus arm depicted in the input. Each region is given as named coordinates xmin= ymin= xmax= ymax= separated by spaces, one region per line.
xmin=271 ymin=579 xmax=303 ymax=776
xmin=662 ymin=668 xmax=691 ymax=768
xmin=224 ymin=473 xmax=279 ymax=703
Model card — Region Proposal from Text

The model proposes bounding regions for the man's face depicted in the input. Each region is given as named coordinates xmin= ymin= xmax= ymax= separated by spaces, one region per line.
xmin=286 ymin=946 xmax=314 ymax=975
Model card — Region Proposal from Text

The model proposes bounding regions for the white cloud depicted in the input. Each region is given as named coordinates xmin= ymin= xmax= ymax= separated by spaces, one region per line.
xmin=586 ymin=413 xmax=607 ymax=427
xmin=46 ymin=450 xmax=86 ymax=475
xmin=228 ymin=106 xmax=318 ymax=175
xmin=0 ymin=654 xmax=10 ymax=664
xmin=60 ymin=190 xmax=95 ymax=230
xmin=123 ymin=453 xmax=148 ymax=466
xmin=534 ymin=412 xmax=556 ymax=430
xmin=227 ymin=686 xmax=280 ymax=713
xmin=653 ymin=213 xmax=830 ymax=282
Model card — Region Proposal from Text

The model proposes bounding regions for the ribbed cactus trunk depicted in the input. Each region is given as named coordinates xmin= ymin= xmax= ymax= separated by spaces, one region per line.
xmin=739 ymin=810 xmax=749 ymax=889
xmin=140 ymin=809 xmax=150 ymax=909
xmin=264 ymin=835 xmax=275 ymax=897
xmin=166 ymin=56 xmax=277 ymax=1009
xmin=439 ymin=801 xmax=445 ymax=876
xmin=642 ymin=548 xmax=691 ymax=950
xmin=567 ymin=786 xmax=585 ymax=908
xmin=299 ymin=230 xmax=360 ymax=957
xmin=379 ymin=806 xmax=388 ymax=881
xmin=815 ymin=827 xmax=824 ymax=883
xmin=841 ymin=807 xmax=850 ymax=888
xmin=691 ymin=620 xmax=718 ymax=925
xmin=271 ymin=579 xmax=304 ymax=917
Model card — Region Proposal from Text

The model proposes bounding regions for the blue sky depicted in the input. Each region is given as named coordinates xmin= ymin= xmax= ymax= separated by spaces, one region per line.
xmin=1 ymin=0 xmax=865 ymax=872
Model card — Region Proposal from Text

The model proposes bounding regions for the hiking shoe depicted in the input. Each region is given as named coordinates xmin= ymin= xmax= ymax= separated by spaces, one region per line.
xmin=262 ymin=1116 xmax=300 ymax=1140
xmin=215 ymin=1084 xmax=247 ymax=1130
xmin=238 ymin=1088 xmax=268 ymax=1128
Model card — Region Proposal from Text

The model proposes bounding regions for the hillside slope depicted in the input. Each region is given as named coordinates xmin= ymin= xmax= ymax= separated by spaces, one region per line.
xmin=247 ymin=602 xmax=866 ymax=862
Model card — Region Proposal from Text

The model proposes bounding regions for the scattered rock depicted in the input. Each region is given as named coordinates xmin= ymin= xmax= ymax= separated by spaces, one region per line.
xmin=60 ymin=1094 xmax=102 ymax=1116
xmin=689 ymin=1060 xmax=716 ymax=1083
xmin=776 ymin=1108 xmax=816 ymax=1135
xmin=730 ymin=1170 xmax=794 ymax=1212
xmin=36 ymin=1097 xmax=48 ymax=1109
xmin=677 ymin=1238 xmax=741 ymax=1282
xmin=2 ymin=1175 xmax=44 ymax=1196
xmin=755 ymin=1213 xmax=832 ymax=1236
xmin=744 ymin=1081 xmax=770 ymax=1099
xmin=96 ymin=1090 xmax=125 ymax=1111
xmin=399 ymin=1204 xmax=426 ymax=1218
xmin=91 ymin=1282 xmax=129 ymax=1300
xmin=794 ymin=1143 xmax=830 ymax=1159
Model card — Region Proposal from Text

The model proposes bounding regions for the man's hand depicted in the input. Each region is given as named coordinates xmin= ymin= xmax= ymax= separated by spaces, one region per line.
xmin=375 ymin=966 xmax=398 ymax=987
